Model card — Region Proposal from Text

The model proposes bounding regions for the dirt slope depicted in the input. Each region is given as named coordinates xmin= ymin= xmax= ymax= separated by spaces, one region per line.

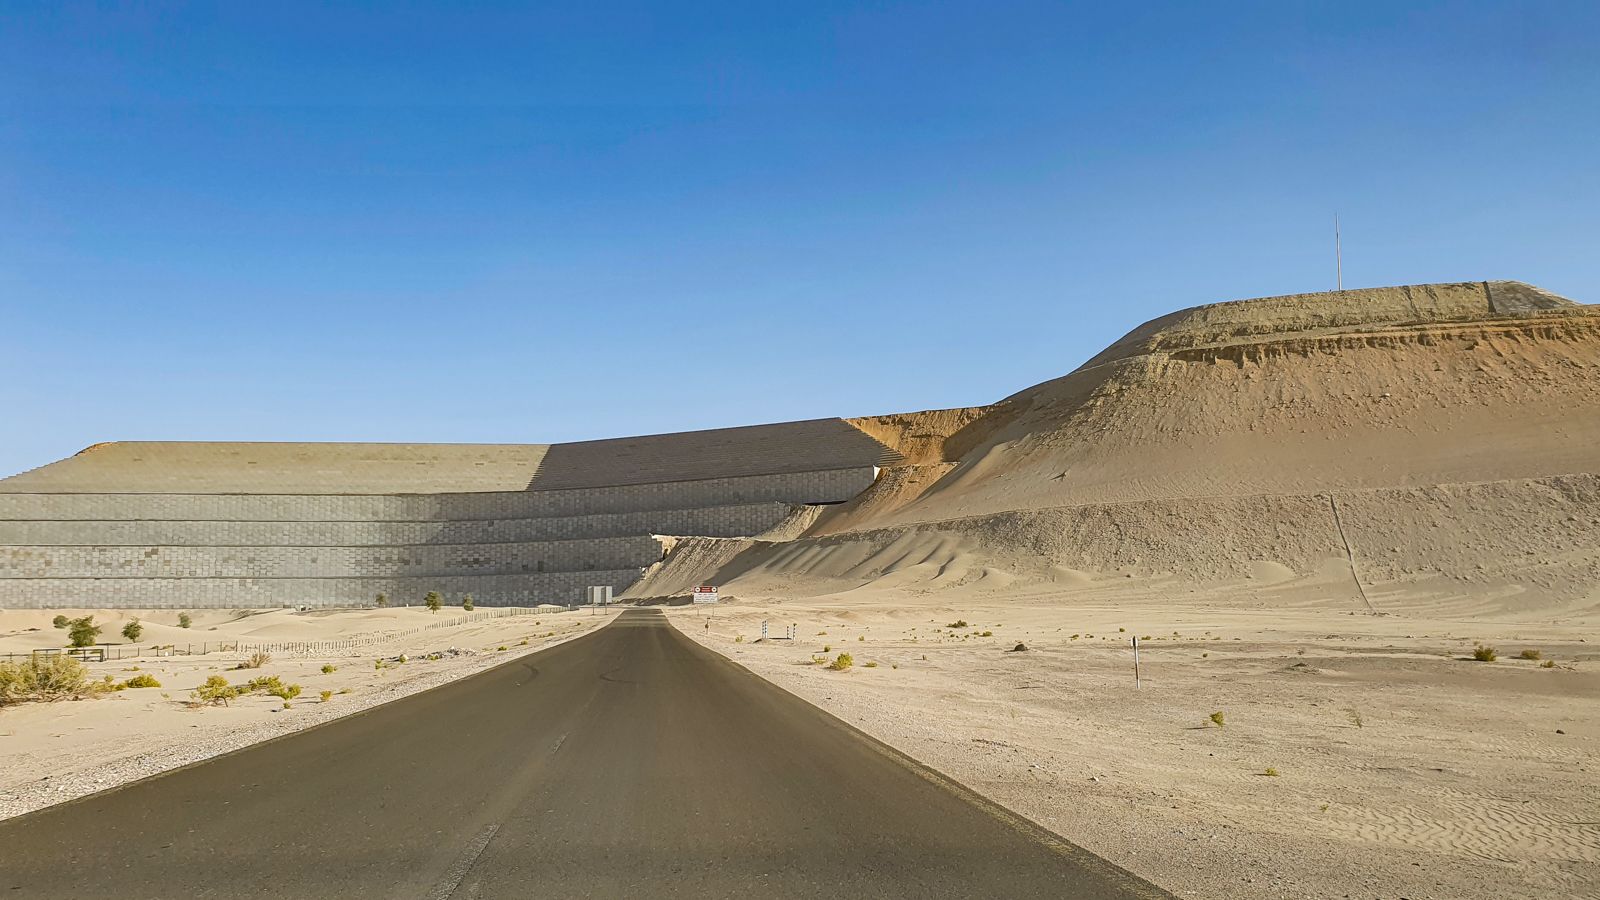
xmin=631 ymin=281 xmax=1600 ymax=611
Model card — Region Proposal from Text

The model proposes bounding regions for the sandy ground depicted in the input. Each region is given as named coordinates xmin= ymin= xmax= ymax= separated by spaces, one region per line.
xmin=668 ymin=582 xmax=1599 ymax=900
xmin=0 ymin=606 xmax=619 ymax=820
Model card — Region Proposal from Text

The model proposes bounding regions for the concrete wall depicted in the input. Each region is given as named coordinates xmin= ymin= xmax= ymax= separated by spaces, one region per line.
xmin=0 ymin=469 xmax=872 ymax=521
xmin=0 ymin=501 xmax=798 ymax=546
xmin=0 ymin=570 xmax=646 ymax=609
xmin=0 ymin=468 xmax=877 ymax=607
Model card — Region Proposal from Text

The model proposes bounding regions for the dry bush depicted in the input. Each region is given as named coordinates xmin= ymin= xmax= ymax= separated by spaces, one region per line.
xmin=1472 ymin=645 xmax=1498 ymax=662
xmin=238 ymin=651 xmax=272 ymax=670
xmin=191 ymin=675 xmax=238 ymax=706
xmin=0 ymin=655 xmax=105 ymax=704
xmin=827 ymin=653 xmax=854 ymax=671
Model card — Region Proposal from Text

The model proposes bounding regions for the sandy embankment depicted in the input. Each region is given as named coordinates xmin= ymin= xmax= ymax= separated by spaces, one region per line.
xmin=668 ymin=588 xmax=1598 ymax=900
xmin=0 ymin=606 xmax=618 ymax=820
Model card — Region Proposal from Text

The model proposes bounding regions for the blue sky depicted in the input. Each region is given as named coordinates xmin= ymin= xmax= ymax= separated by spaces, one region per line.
xmin=3 ymin=2 xmax=1596 ymax=477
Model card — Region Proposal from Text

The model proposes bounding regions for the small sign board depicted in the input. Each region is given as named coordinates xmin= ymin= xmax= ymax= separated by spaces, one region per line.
xmin=691 ymin=585 xmax=719 ymax=604
xmin=586 ymin=585 xmax=613 ymax=605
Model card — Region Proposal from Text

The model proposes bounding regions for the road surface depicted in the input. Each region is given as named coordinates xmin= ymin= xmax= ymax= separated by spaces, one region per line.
xmin=0 ymin=609 xmax=1169 ymax=898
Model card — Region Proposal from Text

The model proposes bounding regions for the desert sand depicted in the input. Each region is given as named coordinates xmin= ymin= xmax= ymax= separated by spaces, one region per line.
xmin=667 ymin=583 xmax=1596 ymax=900
xmin=0 ymin=606 xmax=618 ymax=819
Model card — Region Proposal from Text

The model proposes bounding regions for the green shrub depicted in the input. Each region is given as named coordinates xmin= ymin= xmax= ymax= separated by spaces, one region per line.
xmin=319 ymin=689 xmax=333 ymax=703
xmin=496 ymin=645 xmax=508 ymax=651
xmin=321 ymin=664 xmax=337 ymax=674
xmin=121 ymin=619 xmax=143 ymax=642
xmin=0 ymin=655 xmax=101 ymax=704
xmin=122 ymin=674 xmax=162 ymax=689
xmin=268 ymin=682 xmax=302 ymax=701
xmin=1472 ymin=645 xmax=1498 ymax=662
xmin=827 ymin=653 xmax=853 ymax=671
xmin=374 ymin=593 xmax=388 ymax=608
xmin=1518 ymin=649 xmax=1541 ymax=660
xmin=424 ymin=591 xmax=442 ymax=613
xmin=947 ymin=620 xmax=968 ymax=628
xmin=192 ymin=675 xmax=238 ymax=706
xmin=462 ymin=595 xmax=475 ymax=611
xmin=51 ymin=615 xmax=69 ymax=629
xmin=864 ymin=661 xmax=878 ymax=668
xmin=1209 ymin=711 xmax=1226 ymax=728
xmin=1263 ymin=767 xmax=1280 ymax=777
xmin=178 ymin=612 xmax=192 ymax=629
xmin=734 ymin=635 xmax=745 ymax=643
xmin=67 ymin=616 xmax=101 ymax=648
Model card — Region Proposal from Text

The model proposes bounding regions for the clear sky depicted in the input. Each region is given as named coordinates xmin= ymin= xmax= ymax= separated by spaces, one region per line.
xmin=3 ymin=2 xmax=1596 ymax=478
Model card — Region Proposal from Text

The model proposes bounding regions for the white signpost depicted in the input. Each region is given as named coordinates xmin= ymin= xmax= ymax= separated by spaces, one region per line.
xmin=691 ymin=585 xmax=719 ymax=604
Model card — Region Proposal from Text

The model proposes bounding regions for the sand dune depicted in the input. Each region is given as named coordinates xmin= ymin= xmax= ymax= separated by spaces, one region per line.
xmin=632 ymin=280 xmax=1600 ymax=612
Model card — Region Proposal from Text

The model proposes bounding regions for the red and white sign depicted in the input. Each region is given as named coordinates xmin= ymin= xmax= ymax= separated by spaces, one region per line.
xmin=691 ymin=585 xmax=719 ymax=604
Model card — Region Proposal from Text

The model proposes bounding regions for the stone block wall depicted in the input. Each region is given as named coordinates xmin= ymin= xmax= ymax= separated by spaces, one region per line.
xmin=0 ymin=467 xmax=877 ymax=607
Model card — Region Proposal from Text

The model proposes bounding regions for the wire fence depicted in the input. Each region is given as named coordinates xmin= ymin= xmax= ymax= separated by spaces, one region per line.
xmin=0 ymin=605 xmax=570 ymax=663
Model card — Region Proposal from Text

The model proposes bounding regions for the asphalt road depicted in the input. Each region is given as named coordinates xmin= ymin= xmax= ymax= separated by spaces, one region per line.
xmin=0 ymin=609 xmax=1170 ymax=899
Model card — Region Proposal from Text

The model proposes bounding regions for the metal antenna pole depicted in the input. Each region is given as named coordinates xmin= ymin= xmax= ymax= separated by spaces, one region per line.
xmin=1335 ymin=213 xmax=1343 ymax=291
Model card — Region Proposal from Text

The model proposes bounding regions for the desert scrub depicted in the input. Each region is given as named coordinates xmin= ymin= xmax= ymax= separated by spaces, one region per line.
xmin=0 ymin=655 xmax=103 ymax=704
xmin=946 ymin=620 xmax=968 ymax=628
xmin=192 ymin=675 xmax=238 ymax=706
xmin=827 ymin=653 xmax=854 ymax=671
xmin=268 ymin=682 xmax=302 ymax=702
xmin=52 ymin=614 xmax=69 ymax=629
xmin=319 ymin=690 xmax=333 ymax=703
xmin=1472 ymin=644 xmax=1498 ymax=662
xmin=1263 ymin=767 xmax=1281 ymax=777
xmin=239 ymin=651 xmax=272 ymax=669
xmin=980 ymin=631 xmax=993 ymax=637
xmin=424 ymin=591 xmax=443 ymax=613
xmin=121 ymin=619 xmax=143 ymax=642
xmin=374 ymin=592 xmax=388 ymax=608
xmin=321 ymin=664 xmax=337 ymax=674
xmin=1209 ymin=711 xmax=1226 ymax=728
xmin=67 ymin=616 xmax=102 ymax=648
xmin=1518 ymin=649 xmax=1542 ymax=660
xmin=462 ymin=594 xmax=475 ymax=611
xmin=1541 ymin=660 xmax=1556 ymax=669
xmin=178 ymin=612 xmax=192 ymax=629
xmin=864 ymin=661 xmax=878 ymax=668
xmin=122 ymin=674 xmax=161 ymax=689
xmin=734 ymin=635 xmax=745 ymax=643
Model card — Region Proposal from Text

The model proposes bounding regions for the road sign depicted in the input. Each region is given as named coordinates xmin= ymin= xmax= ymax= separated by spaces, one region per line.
xmin=691 ymin=585 xmax=718 ymax=604
xmin=587 ymin=585 xmax=613 ymax=605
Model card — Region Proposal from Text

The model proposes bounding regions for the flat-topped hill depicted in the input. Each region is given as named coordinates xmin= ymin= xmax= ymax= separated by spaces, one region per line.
xmin=1076 ymin=280 xmax=1577 ymax=370
xmin=0 ymin=419 xmax=900 ymax=495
